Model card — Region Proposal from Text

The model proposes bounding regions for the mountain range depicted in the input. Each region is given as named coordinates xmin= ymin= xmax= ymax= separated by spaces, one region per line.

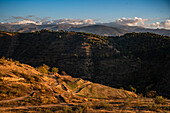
xmin=0 ymin=22 xmax=170 ymax=36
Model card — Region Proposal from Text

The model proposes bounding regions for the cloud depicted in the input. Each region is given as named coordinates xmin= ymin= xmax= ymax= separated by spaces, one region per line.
xmin=6 ymin=16 xmax=96 ymax=25
xmin=146 ymin=20 xmax=170 ymax=29
xmin=5 ymin=15 xmax=96 ymax=25
xmin=115 ymin=17 xmax=150 ymax=26
xmin=8 ymin=20 xmax=42 ymax=25
xmin=113 ymin=17 xmax=170 ymax=29
xmin=5 ymin=15 xmax=169 ymax=29
xmin=44 ymin=18 xmax=96 ymax=25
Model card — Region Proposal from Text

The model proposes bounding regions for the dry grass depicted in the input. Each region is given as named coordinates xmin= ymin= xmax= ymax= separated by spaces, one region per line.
xmin=0 ymin=57 xmax=169 ymax=113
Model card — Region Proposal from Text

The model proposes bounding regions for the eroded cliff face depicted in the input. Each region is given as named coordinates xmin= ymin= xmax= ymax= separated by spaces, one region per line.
xmin=0 ymin=31 xmax=139 ymax=89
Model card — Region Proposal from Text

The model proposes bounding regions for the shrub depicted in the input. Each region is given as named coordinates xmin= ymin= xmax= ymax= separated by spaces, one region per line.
xmin=9 ymin=58 xmax=13 ymax=62
xmin=93 ymin=101 xmax=112 ymax=110
xmin=1 ymin=56 xmax=5 ymax=60
xmin=63 ymin=107 xmax=73 ymax=113
xmin=14 ymin=61 xmax=20 ymax=65
xmin=147 ymin=90 xmax=157 ymax=98
xmin=123 ymin=98 xmax=132 ymax=106
xmin=154 ymin=96 xmax=166 ymax=104
xmin=72 ymin=104 xmax=90 ymax=113
xmin=42 ymin=64 xmax=50 ymax=70
xmin=129 ymin=85 xmax=136 ymax=93
xmin=36 ymin=64 xmax=50 ymax=74
xmin=52 ymin=67 xmax=59 ymax=73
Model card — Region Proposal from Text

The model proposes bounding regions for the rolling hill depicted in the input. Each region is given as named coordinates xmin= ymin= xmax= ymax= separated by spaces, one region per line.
xmin=69 ymin=25 xmax=127 ymax=36
xmin=1 ymin=57 xmax=170 ymax=112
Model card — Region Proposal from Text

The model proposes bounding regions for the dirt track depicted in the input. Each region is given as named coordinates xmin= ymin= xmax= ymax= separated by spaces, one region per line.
xmin=0 ymin=103 xmax=73 ymax=110
xmin=0 ymin=91 xmax=35 ymax=103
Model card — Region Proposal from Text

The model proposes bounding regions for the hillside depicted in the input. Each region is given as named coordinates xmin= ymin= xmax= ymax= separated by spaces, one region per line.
xmin=0 ymin=30 xmax=169 ymax=99
xmin=69 ymin=25 xmax=127 ymax=36
xmin=0 ymin=57 xmax=135 ymax=112
xmin=1 ymin=58 xmax=170 ymax=112
xmin=108 ymin=33 xmax=170 ymax=97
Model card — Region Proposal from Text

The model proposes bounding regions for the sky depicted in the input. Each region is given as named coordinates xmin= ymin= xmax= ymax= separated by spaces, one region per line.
xmin=0 ymin=0 xmax=170 ymax=29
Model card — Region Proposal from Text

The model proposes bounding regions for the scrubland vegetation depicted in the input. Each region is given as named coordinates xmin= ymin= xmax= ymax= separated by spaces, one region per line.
xmin=0 ymin=57 xmax=169 ymax=112
xmin=0 ymin=30 xmax=169 ymax=112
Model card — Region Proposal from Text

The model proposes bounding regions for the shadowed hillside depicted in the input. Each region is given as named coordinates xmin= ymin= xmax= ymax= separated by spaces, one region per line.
xmin=0 ymin=30 xmax=169 ymax=98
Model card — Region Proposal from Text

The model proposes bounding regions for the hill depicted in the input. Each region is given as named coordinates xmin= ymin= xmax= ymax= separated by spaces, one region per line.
xmin=108 ymin=32 xmax=170 ymax=97
xmin=1 ymin=58 xmax=170 ymax=112
xmin=69 ymin=25 xmax=127 ymax=36
xmin=0 ymin=57 xmax=135 ymax=112
xmin=0 ymin=30 xmax=169 ymax=99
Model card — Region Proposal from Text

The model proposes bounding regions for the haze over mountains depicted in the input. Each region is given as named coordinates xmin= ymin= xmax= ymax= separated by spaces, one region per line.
xmin=1 ymin=20 xmax=170 ymax=36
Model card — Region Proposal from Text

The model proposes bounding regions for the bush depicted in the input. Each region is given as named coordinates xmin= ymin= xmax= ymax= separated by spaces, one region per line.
xmin=147 ymin=90 xmax=157 ymax=98
xmin=72 ymin=104 xmax=90 ymax=113
xmin=93 ymin=101 xmax=112 ymax=110
xmin=154 ymin=96 xmax=166 ymax=104
xmin=14 ymin=61 xmax=20 ymax=65
xmin=36 ymin=64 xmax=50 ymax=74
xmin=1 ymin=56 xmax=5 ymax=60
xmin=52 ymin=67 xmax=59 ymax=73
xmin=63 ymin=107 xmax=73 ymax=113
xmin=129 ymin=85 xmax=136 ymax=93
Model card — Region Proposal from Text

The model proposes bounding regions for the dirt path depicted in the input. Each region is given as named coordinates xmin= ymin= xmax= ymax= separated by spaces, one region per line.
xmin=0 ymin=91 xmax=35 ymax=103
xmin=0 ymin=103 xmax=73 ymax=110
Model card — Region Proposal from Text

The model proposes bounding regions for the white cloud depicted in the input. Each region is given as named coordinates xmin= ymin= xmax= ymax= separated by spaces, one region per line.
xmin=8 ymin=20 xmax=41 ymax=25
xmin=113 ymin=17 xmax=170 ymax=29
xmin=4 ymin=15 xmax=170 ymax=30
xmin=43 ymin=18 xmax=96 ymax=25
xmin=115 ymin=17 xmax=150 ymax=26
xmin=147 ymin=20 xmax=170 ymax=29
xmin=7 ymin=18 xmax=96 ymax=25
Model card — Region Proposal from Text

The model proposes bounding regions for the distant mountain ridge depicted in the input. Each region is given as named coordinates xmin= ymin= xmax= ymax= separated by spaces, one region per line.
xmin=69 ymin=25 xmax=127 ymax=36
xmin=0 ymin=23 xmax=170 ymax=36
